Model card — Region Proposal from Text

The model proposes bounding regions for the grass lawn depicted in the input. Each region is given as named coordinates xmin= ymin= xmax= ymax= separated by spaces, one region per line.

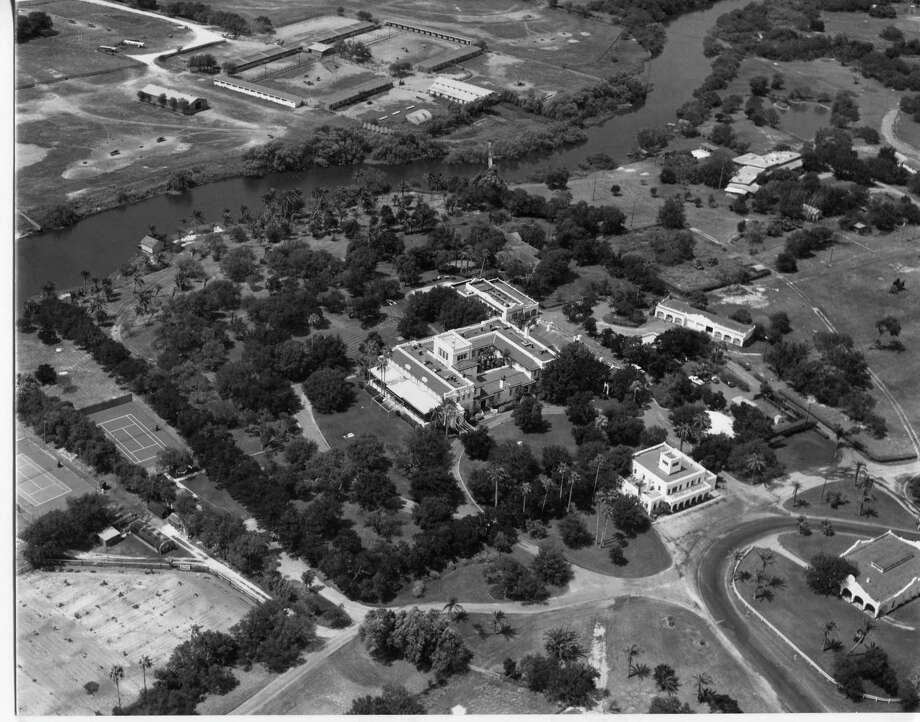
xmin=777 ymin=531 xmax=867 ymax=564
xmin=454 ymin=596 xmax=774 ymax=713
xmin=736 ymin=550 xmax=916 ymax=701
xmin=386 ymin=548 xmax=562 ymax=606
xmin=421 ymin=669 xmax=559 ymax=714
xmin=242 ymin=635 xmax=428 ymax=715
xmin=533 ymin=516 xmax=672 ymax=579
xmin=314 ymin=389 xmax=415 ymax=453
xmin=183 ymin=471 xmax=254 ymax=520
xmin=784 ymin=480 xmax=917 ymax=530
xmin=16 ymin=333 xmax=128 ymax=409
xmin=491 ymin=412 xmax=577 ymax=455
xmin=771 ymin=430 xmax=838 ymax=475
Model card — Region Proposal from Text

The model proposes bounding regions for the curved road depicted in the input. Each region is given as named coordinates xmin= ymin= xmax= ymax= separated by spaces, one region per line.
xmin=697 ymin=515 xmax=920 ymax=713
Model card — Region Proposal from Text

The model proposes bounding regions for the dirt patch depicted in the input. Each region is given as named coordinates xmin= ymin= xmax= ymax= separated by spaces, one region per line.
xmin=16 ymin=143 xmax=50 ymax=170
xmin=16 ymin=568 xmax=256 ymax=715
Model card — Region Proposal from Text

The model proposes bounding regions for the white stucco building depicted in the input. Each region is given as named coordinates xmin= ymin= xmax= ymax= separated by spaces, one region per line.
xmin=620 ymin=443 xmax=716 ymax=515
xmin=448 ymin=277 xmax=540 ymax=328
xmin=369 ymin=318 xmax=555 ymax=424
xmin=654 ymin=295 xmax=755 ymax=347
xmin=839 ymin=531 xmax=920 ymax=618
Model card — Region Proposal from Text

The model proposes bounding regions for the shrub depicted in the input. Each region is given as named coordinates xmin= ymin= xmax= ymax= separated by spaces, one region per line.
xmin=303 ymin=368 xmax=354 ymax=413
xmin=558 ymin=514 xmax=592 ymax=549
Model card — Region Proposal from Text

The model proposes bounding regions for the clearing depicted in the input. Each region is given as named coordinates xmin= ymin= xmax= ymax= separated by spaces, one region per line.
xmin=16 ymin=567 xmax=256 ymax=715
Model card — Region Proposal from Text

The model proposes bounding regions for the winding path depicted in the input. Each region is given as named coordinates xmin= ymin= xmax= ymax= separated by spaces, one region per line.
xmin=697 ymin=515 xmax=920 ymax=713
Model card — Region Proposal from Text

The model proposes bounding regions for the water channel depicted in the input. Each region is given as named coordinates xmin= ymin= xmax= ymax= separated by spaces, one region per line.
xmin=16 ymin=0 xmax=752 ymax=299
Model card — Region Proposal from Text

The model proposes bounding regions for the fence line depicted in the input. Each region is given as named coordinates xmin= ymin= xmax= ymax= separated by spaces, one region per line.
xmin=730 ymin=547 xmax=901 ymax=705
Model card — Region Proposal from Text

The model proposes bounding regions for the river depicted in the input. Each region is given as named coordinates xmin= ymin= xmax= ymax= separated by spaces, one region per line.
xmin=16 ymin=0 xmax=751 ymax=300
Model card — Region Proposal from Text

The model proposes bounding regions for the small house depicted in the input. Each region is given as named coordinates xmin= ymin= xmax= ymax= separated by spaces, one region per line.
xmin=139 ymin=234 xmax=163 ymax=258
xmin=97 ymin=526 xmax=122 ymax=548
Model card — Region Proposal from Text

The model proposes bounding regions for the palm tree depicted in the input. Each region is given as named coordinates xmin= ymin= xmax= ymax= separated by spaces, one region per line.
xmin=80 ymin=269 xmax=91 ymax=295
xmin=139 ymin=655 xmax=152 ymax=698
xmin=443 ymin=597 xmax=464 ymax=620
xmin=791 ymin=480 xmax=802 ymax=507
xmin=847 ymin=619 xmax=874 ymax=655
xmin=756 ymin=549 xmax=774 ymax=576
xmin=538 ymin=474 xmax=554 ymax=513
xmin=675 ymin=421 xmax=694 ymax=452
xmin=567 ymin=470 xmax=581 ymax=512
xmin=488 ymin=466 xmax=510 ymax=508
xmin=491 ymin=609 xmax=507 ymax=633
xmin=744 ymin=451 xmax=767 ymax=481
xmin=821 ymin=621 xmax=839 ymax=652
xmin=521 ymin=481 xmax=532 ymax=513
xmin=556 ymin=463 xmax=570 ymax=499
xmin=434 ymin=401 xmax=460 ymax=437
xmin=624 ymin=644 xmax=641 ymax=678
xmin=693 ymin=672 xmax=713 ymax=702
xmin=591 ymin=454 xmax=605 ymax=496
xmin=109 ymin=665 xmax=124 ymax=709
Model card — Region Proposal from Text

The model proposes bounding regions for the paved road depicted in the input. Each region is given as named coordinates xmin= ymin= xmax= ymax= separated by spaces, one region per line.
xmin=697 ymin=515 xmax=920 ymax=713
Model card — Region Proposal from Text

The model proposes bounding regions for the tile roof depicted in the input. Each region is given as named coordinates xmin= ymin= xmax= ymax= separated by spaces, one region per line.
xmin=656 ymin=295 xmax=755 ymax=335
xmin=843 ymin=532 xmax=920 ymax=602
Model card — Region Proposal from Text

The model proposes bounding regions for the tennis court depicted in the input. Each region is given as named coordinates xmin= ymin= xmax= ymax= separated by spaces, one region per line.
xmin=15 ymin=435 xmax=97 ymax=523
xmin=97 ymin=413 xmax=166 ymax=464
xmin=17 ymin=454 xmax=72 ymax=506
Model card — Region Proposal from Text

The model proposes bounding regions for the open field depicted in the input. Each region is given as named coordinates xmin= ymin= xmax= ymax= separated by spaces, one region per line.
xmin=456 ymin=596 xmax=774 ymax=713
xmin=386 ymin=547 xmax=557 ymax=606
xmin=15 ymin=0 xmax=182 ymax=87
xmin=783 ymin=480 xmax=918 ymax=529
xmin=16 ymin=0 xmax=649 ymax=217
xmin=16 ymin=333 xmax=128 ymax=409
xmin=735 ymin=550 xmax=917 ymax=700
xmin=234 ymin=635 xmax=428 ymax=714
xmin=16 ymin=568 xmax=256 ymax=715
xmin=777 ymin=530 xmax=867 ymax=564
xmin=421 ymin=669 xmax=558 ymax=714
xmin=314 ymin=387 xmax=415 ymax=452
xmin=822 ymin=10 xmax=920 ymax=48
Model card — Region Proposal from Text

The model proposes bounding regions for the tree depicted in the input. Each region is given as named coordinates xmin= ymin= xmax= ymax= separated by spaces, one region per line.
xmin=545 ymin=167 xmax=570 ymax=190
xmin=541 ymin=343 xmax=609 ymax=404
xmin=875 ymin=315 xmax=902 ymax=349
xmin=156 ymin=447 xmax=194 ymax=477
xmin=303 ymin=368 xmax=353 ymax=413
xmin=658 ymin=197 xmax=686 ymax=229
xmin=693 ymin=672 xmax=713 ymax=702
xmin=749 ymin=75 xmax=770 ymax=96
xmin=220 ymin=246 xmax=258 ymax=283
xmin=461 ymin=426 xmax=493 ymax=460
xmin=649 ymin=696 xmax=693 ymax=713
xmin=139 ymin=655 xmax=153 ymax=700
xmin=805 ymin=554 xmax=858 ymax=596
xmin=822 ymin=621 xmax=841 ymax=652
xmin=532 ymin=544 xmax=573 ymax=586
xmin=513 ymin=395 xmax=545 ymax=433
xmin=34 ymin=363 xmax=57 ymax=385
xmin=558 ymin=513 xmax=592 ymax=549
xmin=348 ymin=685 xmax=426 ymax=714
xmin=653 ymin=664 xmax=681 ymax=695
xmin=543 ymin=627 xmax=586 ymax=665
xmin=109 ymin=665 xmax=124 ymax=709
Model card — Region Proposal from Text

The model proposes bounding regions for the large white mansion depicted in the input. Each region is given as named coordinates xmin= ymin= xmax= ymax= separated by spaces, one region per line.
xmin=369 ymin=279 xmax=553 ymax=424
xmin=620 ymin=442 xmax=716 ymax=515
